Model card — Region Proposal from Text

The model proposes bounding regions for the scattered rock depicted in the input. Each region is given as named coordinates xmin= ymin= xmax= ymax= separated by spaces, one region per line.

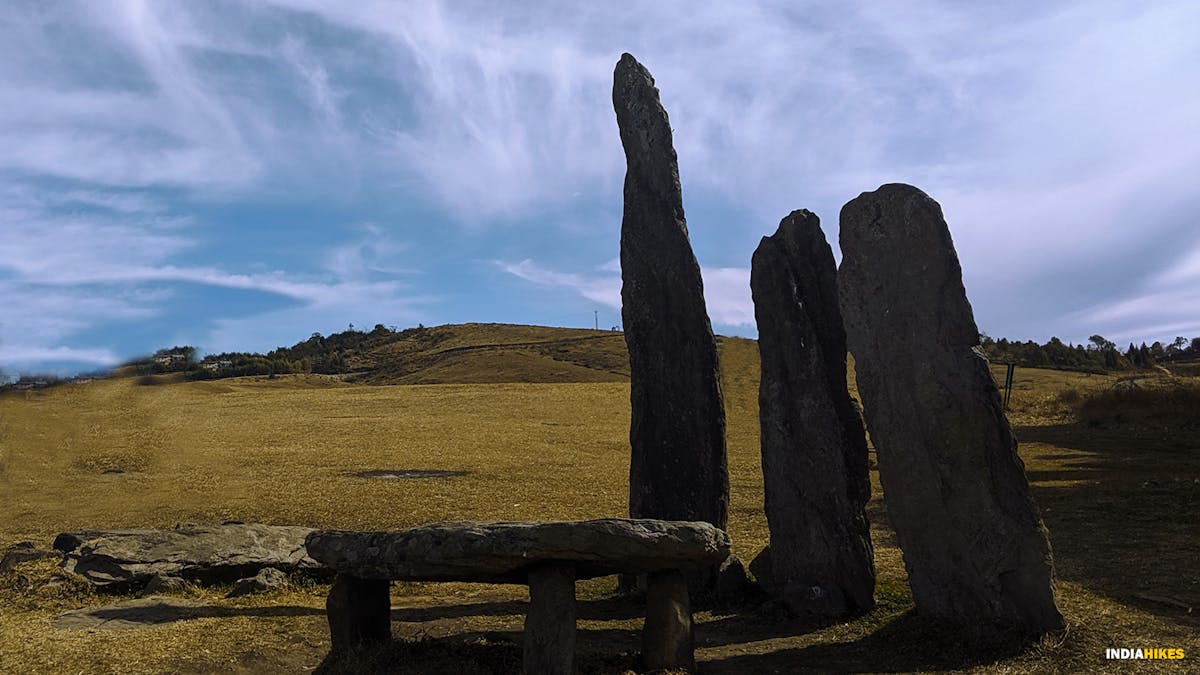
xmin=227 ymin=567 xmax=289 ymax=597
xmin=837 ymin=183 xmax=1063 ymax=634
xmin=612 ymin=53 xmax=728 ymax=588
xmin=715 ymin=555 xmax=749 ymax=603
xmin=750 ymin=209 xmax=875 ymax=618
xmin=137 ymin=574 xmax=189 ymax=597
xmin=306 ymin=518 xmax=731 ymax=584
xmin=53 ymin=597 xmax=211 ymax=631
xmin=0 ymin=541 xmax=58 ymax=572
xmin=54 ymin=523 xmax=322 ymax=589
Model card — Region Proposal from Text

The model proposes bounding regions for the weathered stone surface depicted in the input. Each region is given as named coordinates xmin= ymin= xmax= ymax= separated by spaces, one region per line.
xmin=837 ymin=183 xmax=1063 ymax=634
xmin=305 ymin=518 xmax=730 ymax=584
xmin=327 ymin=574 xmax=391 ymax=651
xmin=54 ymin=523 xmax=321 ymax=588
xmin=522 ymin=564 xmax=576 ymax=675
xmin=749 ymin=210 xmax=875 ymax=618
xmin=227 ymin=567 xmax=289 ymax=597
xmin=642 ymin=569 xmax=694 ymax=672
xmin=0 ymin=542 xmax=58 ymax=572
xmin=715 ymin=554 xmax=749 ymax=603
xmin=612 ymin=53 xmax=729 ymax=537
xmin=137 ymin=574 xmax=189 ymax=597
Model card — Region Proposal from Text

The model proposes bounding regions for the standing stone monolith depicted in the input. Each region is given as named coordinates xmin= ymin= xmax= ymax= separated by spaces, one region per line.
xmin=837 ymin=183 xmax=1063 ymax=634
xmin=749 ymin=210 xmax=874 ymax=618
xmin=612 ymin=54 xmax=728 ymax=545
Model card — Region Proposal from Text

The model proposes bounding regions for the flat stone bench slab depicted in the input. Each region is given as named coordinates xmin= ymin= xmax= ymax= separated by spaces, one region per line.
xmin=306 ymin=518 xmax=731 ymax=674
xmin=305 ymin=518 xmax=729 ymax=583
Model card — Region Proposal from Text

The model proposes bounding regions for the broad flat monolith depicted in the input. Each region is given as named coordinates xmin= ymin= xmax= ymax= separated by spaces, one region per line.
xmin=749 ymin=210 xmax=874 ymax=618
xmin=612 ymin=54 xmax=728 ymax=542
xmin=837 ymin=183 xmax=1063 ymax=634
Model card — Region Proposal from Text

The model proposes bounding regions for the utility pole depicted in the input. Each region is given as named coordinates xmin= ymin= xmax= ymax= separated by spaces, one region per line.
xmin=594 ymin=310 xmax=599 ymax=330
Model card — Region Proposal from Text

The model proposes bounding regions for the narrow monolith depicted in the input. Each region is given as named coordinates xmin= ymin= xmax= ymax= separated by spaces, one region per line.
xmin=837 ymin=183 xmax=1063 ymax=634
xmin=612 ymin=54 xmax=728 ymax=539
xmin=749 ymin=210 xmax=874 ymax=618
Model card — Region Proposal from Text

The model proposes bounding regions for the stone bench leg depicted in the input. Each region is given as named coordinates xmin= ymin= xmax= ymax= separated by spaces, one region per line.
xmin=643 ymin=568 xmax=695 ymax=672
xmin=523 ymin=563 xmax=576 ymax=675
xmin=326 ymin=573 xmax=391 ymax=651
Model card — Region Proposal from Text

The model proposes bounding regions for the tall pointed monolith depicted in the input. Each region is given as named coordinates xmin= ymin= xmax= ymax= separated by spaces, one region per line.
xmin=838 ymin=183 xmax=1063 ymax=635
xmin=612 ymin=54 xmax=728 ymax=542
xmin=749 ymin=209 xmax=875 ymax=618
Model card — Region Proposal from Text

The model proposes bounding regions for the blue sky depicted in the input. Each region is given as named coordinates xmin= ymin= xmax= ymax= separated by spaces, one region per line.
xmin=2 ymin=1 xmax=1199 ymax=377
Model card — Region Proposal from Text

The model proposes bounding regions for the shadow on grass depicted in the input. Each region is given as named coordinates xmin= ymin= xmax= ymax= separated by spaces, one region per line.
xmin=703 ymin=610 xmax=1036 ymax=674
xmin=313 ymin=627 xmax=639 ymax=675
xmin=315 ymin=609 xmax=1036 ymax=674
xmin=53 ymin=598 xmax=325 ymax=630
xmin=1016 ymin=423 xmax=1199 ymax=625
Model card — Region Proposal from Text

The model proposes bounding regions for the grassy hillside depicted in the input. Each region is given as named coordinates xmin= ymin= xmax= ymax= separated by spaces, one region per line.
xmin=350 ymin=323 xmax=631 ymax=384
xmin=0 ymin=327 xmax=1197 ymax=673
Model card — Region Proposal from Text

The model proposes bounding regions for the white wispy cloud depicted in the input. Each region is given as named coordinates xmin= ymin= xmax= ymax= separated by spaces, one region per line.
xmin=498 ymin=259 xmax=753 ymax=329
xmin=2 ymin=0 xmax=1198 ymax=373
xmin=497 ymin=259 xmax=621 ymax=309
xmin=0 ymin=181 xmax=426 ymax=370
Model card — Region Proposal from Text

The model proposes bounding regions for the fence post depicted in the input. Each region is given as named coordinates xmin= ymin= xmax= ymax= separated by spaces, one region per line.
xmin=1003 ymin=363 xmax=1015 ymax=410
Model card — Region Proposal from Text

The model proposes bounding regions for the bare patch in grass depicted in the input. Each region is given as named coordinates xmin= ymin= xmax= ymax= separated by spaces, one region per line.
xmin=351 ymin=469 xmax=471 ymax=480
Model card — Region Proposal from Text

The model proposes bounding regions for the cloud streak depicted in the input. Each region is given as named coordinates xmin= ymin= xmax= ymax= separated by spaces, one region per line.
xmin=498 ymin=259 xmax=753 ymax=329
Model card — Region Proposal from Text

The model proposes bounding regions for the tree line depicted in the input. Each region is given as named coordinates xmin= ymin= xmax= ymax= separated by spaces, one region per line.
xmin=980 ymin=334 xmax=1200 ymax=373
xmin=131 ymin=323 xmax=433 ymax=380
xmin=125 ymin=326 xmax=1200 ymax=382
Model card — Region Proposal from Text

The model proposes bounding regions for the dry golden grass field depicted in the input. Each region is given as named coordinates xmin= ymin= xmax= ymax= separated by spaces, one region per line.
xmin=0 ymin=325 xmax=1197 ymax=673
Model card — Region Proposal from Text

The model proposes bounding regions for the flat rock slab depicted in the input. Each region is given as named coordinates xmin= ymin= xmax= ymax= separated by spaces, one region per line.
xmin=55 ymin=523 xmax=321 ymax=587
xmin=53 ymin=597 xmax=212 ymax=631
xmin=306 ymin=518 xmax=731 ymax=584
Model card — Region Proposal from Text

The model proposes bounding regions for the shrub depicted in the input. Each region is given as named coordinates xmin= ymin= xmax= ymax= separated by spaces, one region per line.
xmin=1056 ymin=387 xmax=1082 ymax=405
xmin=1076 ymin=381 xmax=1200 ymax=430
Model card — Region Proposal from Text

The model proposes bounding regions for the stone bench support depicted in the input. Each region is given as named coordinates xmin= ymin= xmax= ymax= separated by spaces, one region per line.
xmin=326 ymin=574 xmax=390 ymax=651
xmin=307 ymin=519 xmax=729 ymax=673
xmin=643 ymin=569 xmax=695 ymax=672
xmin=523 ymin=564 xmax=577 ymax=675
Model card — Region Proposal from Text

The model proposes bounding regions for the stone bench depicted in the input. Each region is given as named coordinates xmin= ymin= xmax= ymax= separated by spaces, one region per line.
xmin=305 ymin=518 xmax=730 ymax=674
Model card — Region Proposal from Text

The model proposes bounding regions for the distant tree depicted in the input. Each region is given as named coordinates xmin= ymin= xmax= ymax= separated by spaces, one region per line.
xmin=1103 ymin=348 xmax=1120 ymax=369
xmin=1150 ymin=341 xmax=1165 ymax=361
xmin=1089 ymin=334 xmax=1115 ymax=351
xmin=1192 ymin=337 xmax=1200 ymax=354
